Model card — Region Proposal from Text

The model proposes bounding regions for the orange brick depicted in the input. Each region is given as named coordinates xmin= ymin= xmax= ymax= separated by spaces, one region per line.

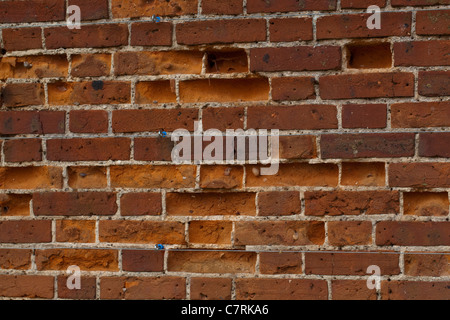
xmin=189 ymin=221 xmax=232 ymax=244
xmin=36 ymin=249 xmax=118 ymax=271
xmin=55 ymin=220 xmax=96 ymax=243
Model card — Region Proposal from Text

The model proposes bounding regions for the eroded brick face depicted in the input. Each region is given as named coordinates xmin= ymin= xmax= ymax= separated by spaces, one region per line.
xmin=0 ymin=1 xmax=449 ymax=302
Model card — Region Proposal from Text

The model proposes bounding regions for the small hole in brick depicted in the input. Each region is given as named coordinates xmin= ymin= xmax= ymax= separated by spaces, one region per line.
xmin=346 ymin=41 xmax=392 ymax=69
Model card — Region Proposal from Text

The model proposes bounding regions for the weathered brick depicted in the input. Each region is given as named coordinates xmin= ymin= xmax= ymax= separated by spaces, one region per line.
xmin=419 ymin=133 xmax=450 ymax=157
xmin=168 ymin=251 xmax=256 ymax=273
xmin=200 ymin=166 xmax=243 ymax=189
xmin=0 ymin=220 xmax=52 ymax=243
xmin=381 ymin=281 xmax=450 ymax=300
xmin=341 ymin=162 xmax=386 ymax=187
xmin=332 ymin=280 xmax=377 ymax=300
xmin=0 ymin=111 xmax=65 ymax=135
xmin=120 ymin=193 xmax=162 ymax=216
xmin=0 ymin=0 xmax=65 ymax=23
xmin=4 ymin=139 xmax=42 ymax=162
xmin=272 ymin=77 xmax=315 ymax=101
xmin=67 ymin=166 xmax=107 ymax=189
xmin=305 ymin=252 xmax=400 ymax=275
xmin=346 ymin=42 xmax=392 ymax=69
xmin=394 ymin=40 xmax=450 ymax=67
xmin=47 ymin=138 xmax=130 ymax=161
xmin=403 ymin=192 xmax=449 ymax=216
xmin=342 ymin=0 xmax=386 ymax=8
xmin=416 ymin=10 xmax=450 ymax=35
xmin=188 ymin=221 xmax=232 ymax=244
xmin=321 ymin=133 xmax=415 ymax=159
xmin=33 ymin=192 xmax=117 ymax=216
xmin=0 ymin=275 xmax=54 ymax=299
xmin=131 ymin=22 xmax=173 ymax=46
xmin=122 ymin=250 xmax=164 ymax=272
xmin=110 ymin=165 xmax=196 ymax=189
xmin=418 ymin=71 xmax=450 ymax=97
xmin=258 ymin=191 xmax=301 ymax=216
xmin=0 ymin=166 xmax=63 ymax=190
xmin=112 ymin=0 xmax=198 ymax=18
xmin=202 ymin=107 xmax=245 ymax=130
xmin=134 ymin=137 xmax=174 ymax=162
xmin=100 ymin=277 xmax=186 ymax=300
xmin=320 ymin=73 xmax=414 ymax=99
xmin=190 ymin=278 xmax=232 ymax=300
xmin=0 ymin=249 xmax=31 ymax=270
xmin=305 ymin=191 xmax=399 ymax=216
xmin=69 ymin=110 xmax=108 ymax=133
xmin=279 ymin=136 xmax=317 ymax=160
xmin=392 ymin=0 xmax=449 ymax=5
xmin=166 ymin=192 xmax=255 ymax=216
xmin=247 ymin=0 xmax=337 ymax=13
xmin=0 ymin=194 xmax=31 ymax=216
xmin=135 ymin=81 xmax=177 ymax=104
xmin=0 ymin=55 xmax=68 ymax=79
xmin=235 ymin=221 xmax=325 ymax=245
xmin=269 ymin=18 xmax=313 ymax=42
xmin=389 ymin=163 xmax=450 ymax=188
xmin=236 ymin=279 xmax=328 ymax=300
xmin=36 ymin=249 xmax=118 ymax=271
xmin=391 ymin=102 xmax=450 ymax=128
xmin=259 ymin=252 xmax=302 ymax=274
xmin=71 ymin=54 xmax=111 ymax=77
xmin=69 ymin=0 xmax=108 ymax=20
xmin=55 ymin=220 xmax=96 ymax=243
xmin=404 ymin=253 xmax=449 ymax=277
xmin=2 ymin=28 xmax=42 ymax=51
xmin=328 ymin=221 xmax=373 ymax=246
xmin=376 ymin=221 xmax=450 ymax=246
xmin=342 ymin=104 xmax=387 ymax=129
xmin=202 ymin=0 xmax=243 ymax=15
xmin=176 ymin=19 xmax=266 ymax=45
xmin=251 ymin=46 xmax=341 ymax=72
xmin=99 ymin=221 xmax=186 ymax=244
xmin=57 ymin=276 xmax=96 ymax=300
xmin=2 ymin=83 xmax=44 ymax=107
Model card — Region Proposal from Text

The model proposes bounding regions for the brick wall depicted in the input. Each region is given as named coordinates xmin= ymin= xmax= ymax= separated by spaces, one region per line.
xmin=0 ymin=0 xmax=449 ymax=300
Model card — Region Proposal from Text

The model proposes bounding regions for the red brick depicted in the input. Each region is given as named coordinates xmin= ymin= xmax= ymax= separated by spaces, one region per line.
xmin=395 ymin=41 xmax=450 ymax=67
xmin=166 ymin=192 xmax=255 ymax=216
xmin=4 ymin=139 xmax=42 ymax=162
xmin=258 ymin=191 xmax=301 ymax=216
xmin=189 ymin=221 xmax=232 ymax=244
xmin=69 ymin=110 xmax=108 ymax=133
xmin=246 ymin=163 xmax=338 ymax=187
xmin=202 ymin=0 xmax=243 ymax=14
xmin=131 ymin=22 xmax=172 ymax=46
xmin=55 ymin=220 xmax=96 ymax=243
xmin=45 ymin=24 xmax=128 ymax=49
xmin=0 ymin=111 xmax=65 ymax=135
xmin=0 ymin=166 xmax=63 ymax=190
xmin=342 ymin=104 xmax=387 ymax=129
xmin=190 ymin=278 xmax=232 ymax=300
xmin=247 ymin=0 xmax=337 ymax=13
xmin=389 ymin=163 xmax=450 ymax=188
xmin=47 ymin=138 xmax=130 ymax=161
xmin=202 ymin=107 xmax=245 ymax=130
xmin=404 ymin=253 xmax=449 ymax=277
xmin=33 ymin=192 xmax=117 ymax=216
xmin=305 ymin=252 xmax=400 ymax=275
xmin=321 ymin=133 xmax=415 ymax=159
xmin=100 ymin=276 xmax=186 ymax=300
xmin=376 ymin=221 xmax=450 ymax=246
xmin=418 ymin=71 xmax=450 ymax=97
xmin=320 ymin=73 xmax=414 ymax=99
xmin=419 ymin=133 xmax=450 ymax=157
xmin=176 ymin=19 xmax=266 ymax=45
xmin=332 ymin=280 xmax=377 ymax=300
xmin=1 ymin=188 xmax=29 ymax=214
xmin=168 ymin=251 xmax=256 ymax=273
xmin=381 ymin=281 xmax=450 ymax=300
xmin=71 ymin=53 xmax=111 ymax=77
xmin=272 ymin=77 xmax=315 ymax=101
xmin=269 ymin=18 xmax=313 ymax=42
xmin=179 ymin=78 xmax=269 ymax=103
xmin=99 ymin=220 xmax=186 ymax=244
xmin=342 ymin=0 xmax=386 ymax=8
xmin=305 ymin=191 xmax=399 ymax=216
xmin=69 ymin=0 xmax=108 ymax=20
xmin=0 ymin=0 xmax=64 ymax=23
xmin=236 ymin=279 xmax=328 ymax=300
xmin=279 ymin=136 xmax=317 ymax=159
xmin=416 ymin=10 xmax=450 ymax=35
xmin=0 ymin=249 xmax=32 ymax=270
xmin=235 ymin=221 xmax=325 ymax=246
xmin=110 ymin=165 xmax=196 ymax=189
xmin=36 ymin=249 xmax=118 ymax=271
xmin=134 ymin=138 xmax=174 ymax=161
xmin=57 ymin=276 xmax=96 ymax=299
xmin=48 ymin=81 xmax=131 ymax=105
xmin=248 ymin=105 xmax=337 ymax=130
xmin=112 ymin=0 xmax=198 ymax=18
xmin=328 ymin=221 xmax=373 ymax=246
xmin=2 ymin=83 xmax=44 ymax=107
xmin=317 ymin=12 xmax=411 ymax=39
xmin=122 ymin=250 xmax=164 ymax=272
xmin=0 ymin=220 xmax=52 ymax=243
xmin=392 ymin=0 xmax=449 ymax=5
xmin=391 ymin=102 xmax=450 ymax=128
xmin=112 ymin=109 xmax=198 ymax=133
xmin=251 ymin=46 xmax=341 ymax=72
xmin=403 ymin=192 xmax=449 ymax=217
xmin=259 ymin=252 xmax=302 ymax=274
xmin=2 ymin=28 xmax=42 ymax=51
xmin=0 ymin=275 xmax=54 ymax=298
xmin=120 ymin=193 xmax=162 ymax=216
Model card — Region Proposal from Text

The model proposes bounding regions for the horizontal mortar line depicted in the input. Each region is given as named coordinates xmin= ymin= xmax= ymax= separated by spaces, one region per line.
xmin=0 ymin=7 xmax=448 ymax=30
